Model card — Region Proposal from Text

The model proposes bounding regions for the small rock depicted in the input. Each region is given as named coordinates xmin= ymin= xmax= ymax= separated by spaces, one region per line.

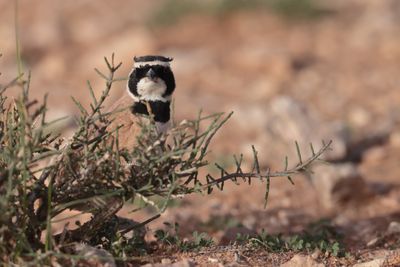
xmin=141 ymin=259 xmax=195 ymax=267
xmin=233 ymin=97 xmax=349 ymax=167
xmin=171 ymin=259 xmax=195 ymax=267
xmin=311 ymin=249 xmax=321 ymax=259
xmin=311 ymin=163 xmax=371 ymax=210
xmin=352 ymin=258 xmax=386 ymax=267
xmin=387 ymin=221 xmax=400 ymax=234
xmin=348 ymin=107 xmax=371 ymax=128
xmin=161 ymin=258 xmax=172 ymax=264
xmin=242 ymin=216 xmax=257 ymax=229
xmin=266 ymin=96 xmax=348 ymax=161
xmin=367 ymin=237 xmax=379 ymax=247
xmin=280 ymin=254 xmax=325 ymax=267
xmin=208 ymin=257 xmax=219 ymax=263
xmin=75 ymin=243 xmax=116 ymax=267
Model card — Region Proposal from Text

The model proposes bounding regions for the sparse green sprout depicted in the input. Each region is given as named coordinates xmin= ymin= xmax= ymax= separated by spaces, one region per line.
xmin=155 ymin=223 xmax=213 ymax=252
xmin=246 ymin=221 xmax=345 ymax=257
xmin=235 ymin=233 xmax=251 ymax=243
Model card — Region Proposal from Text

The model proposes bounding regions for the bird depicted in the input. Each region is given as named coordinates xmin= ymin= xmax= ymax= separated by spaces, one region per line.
xmin=107 ymin=55 xmax=176 ymax=150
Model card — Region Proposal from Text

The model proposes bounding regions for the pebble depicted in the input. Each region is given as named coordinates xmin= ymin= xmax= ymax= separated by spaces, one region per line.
xmin=141 ymin=259 xmax=195 ymax=267
xmin=311 ymin=249 xmax=321 ymax=259
xmin=387 ymin=221 xmax=400 ymax=234
xmin=280 ymin=254 xmax=325 ymax=267
xmin=311 ymin=163 xmax=370 ymax=210
xmin=352 ymin=258 xmax=386 ymax=267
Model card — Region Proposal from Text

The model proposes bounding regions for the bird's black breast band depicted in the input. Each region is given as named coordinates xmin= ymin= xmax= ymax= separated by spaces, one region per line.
xmin=131 ymin=101 xmax=170 ymax=123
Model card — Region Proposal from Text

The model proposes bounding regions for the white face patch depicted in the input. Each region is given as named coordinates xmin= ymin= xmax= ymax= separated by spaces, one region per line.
xmin=136 ymin=77 xmax=169 ymax=102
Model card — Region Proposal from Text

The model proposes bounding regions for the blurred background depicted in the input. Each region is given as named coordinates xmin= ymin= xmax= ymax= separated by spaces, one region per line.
xmin=1 ymin=0 xmax=400 ymax=249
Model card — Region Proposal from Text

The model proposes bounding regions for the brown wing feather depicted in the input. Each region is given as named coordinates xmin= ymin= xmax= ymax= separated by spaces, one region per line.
xmin=106 ymin=93 xmax=142 ymax=150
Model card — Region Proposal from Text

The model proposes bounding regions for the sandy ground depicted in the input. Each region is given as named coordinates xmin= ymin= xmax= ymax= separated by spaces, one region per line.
xmin=1 ymin=0 xmax=400 ymax=266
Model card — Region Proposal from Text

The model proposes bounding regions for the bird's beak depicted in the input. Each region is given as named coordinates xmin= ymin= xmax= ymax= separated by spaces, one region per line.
xmin=146 ymin=69 xmax=156 ymax=80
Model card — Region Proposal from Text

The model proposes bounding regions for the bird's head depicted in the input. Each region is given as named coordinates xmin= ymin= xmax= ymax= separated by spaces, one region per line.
xmin=127 ymin=55 xmax=175 ymax=102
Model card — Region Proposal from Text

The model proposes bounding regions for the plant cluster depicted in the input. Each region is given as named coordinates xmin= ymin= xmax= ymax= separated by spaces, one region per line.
xmin=0 ymin=53 xmax=331 ymax=264
xmin=236 ymin=219 xmax=344 ymax=257
xmin=155 ymin=222 xmax=214 ymax=252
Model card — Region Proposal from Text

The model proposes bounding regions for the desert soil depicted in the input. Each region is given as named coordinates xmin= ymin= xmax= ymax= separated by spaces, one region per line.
xmin=1 ymin=0 xmax=400 ymax=266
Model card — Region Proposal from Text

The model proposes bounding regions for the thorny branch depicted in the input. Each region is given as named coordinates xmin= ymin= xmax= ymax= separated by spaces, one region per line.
xmin=202 ymin=141 xmax=332 ymax=189
xmin=200 ymin=140 xmax=332 ymax=207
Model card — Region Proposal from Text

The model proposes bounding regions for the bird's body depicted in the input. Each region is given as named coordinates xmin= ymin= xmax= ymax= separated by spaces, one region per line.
xmin=107 ymin=95 xmax=141 ymax=150
xmin=107 ymin=55 xmax=176 ymax=150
